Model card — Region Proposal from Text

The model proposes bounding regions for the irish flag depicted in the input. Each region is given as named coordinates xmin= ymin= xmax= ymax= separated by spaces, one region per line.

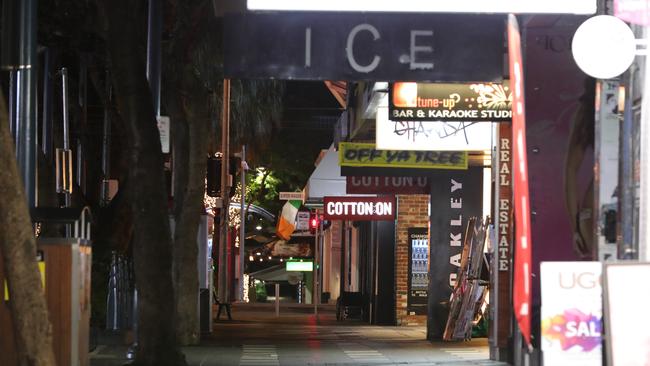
xmin=276 ymin=200 xmax=301 ymax=240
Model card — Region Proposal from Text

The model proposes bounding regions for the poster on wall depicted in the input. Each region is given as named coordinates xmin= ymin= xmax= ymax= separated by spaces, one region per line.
xmin=408 ymin=228 xmax=429 ymax=315
xmin=541 ymin=262 xmax=602 ymax=366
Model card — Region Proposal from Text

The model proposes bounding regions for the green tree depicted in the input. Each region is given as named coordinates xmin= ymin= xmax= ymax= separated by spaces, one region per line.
xmin=163 ymin=1 xmax=283 ymax=345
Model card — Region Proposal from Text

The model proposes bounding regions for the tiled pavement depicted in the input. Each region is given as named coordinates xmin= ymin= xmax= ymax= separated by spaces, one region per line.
xmin=90 ymin=303 xmax=509 ymax=366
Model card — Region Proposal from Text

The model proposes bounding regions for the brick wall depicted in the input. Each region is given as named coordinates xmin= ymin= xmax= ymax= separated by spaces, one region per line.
xmin=396 ymin=194 xmax=430 ymax=326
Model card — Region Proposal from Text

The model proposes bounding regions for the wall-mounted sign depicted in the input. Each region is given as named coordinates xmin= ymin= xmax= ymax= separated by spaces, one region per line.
xmin=323 ymin=196 xmax=396 ymax=221
xmin=248 ymin=0 xmax=596 ymax=14
xmin=346 ymin=176 xmax=430 ymax=194
xmin=286 ymin=261 xmax=313 ymax=272
xmin=296 ymin=211 xmax=310 ymax=231
xmin=408 ymin=228 xmax=429 ymax=315
xmin=376 ymin=109 xmax=494 ymax=151
xmin=497 ymin=124 xmax=512 ymax=272
xmin=571 ymin=15 xmax=636 ymax=79
xmin=389 ymin=82 xmax=512 ymax=122
xmin=339 ymin=142 xmax=467 ymax=170
xmin=224 ymin=13 xmax=504 ymax=82
xmin=541 ymin=262 xmax=602 ymax=366
xmin=279 ymin=191 xmax=304 ymax=201
xmin=496 ymin=123 xmax=513 ymax=348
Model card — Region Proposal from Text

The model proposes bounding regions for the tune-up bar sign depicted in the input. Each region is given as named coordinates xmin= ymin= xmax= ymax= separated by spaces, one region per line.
xmin=323 ymin=196 xmax=396 ymax=221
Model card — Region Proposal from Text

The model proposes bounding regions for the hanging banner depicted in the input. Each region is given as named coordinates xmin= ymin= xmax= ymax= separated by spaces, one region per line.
xmin=389 ymin=82 xmax=512 ymax=122
xmin=346 ymin=176 xmax=430 ymax=194
xmin=339 ymin=142 xmax=468 ymax=169
xmin=408 ymin=228 xmax=429 ymax=315
xmin=224 ymin=13 xmax=505 ymax=82
xmin=323 ymin=196 xmax=396 ymax=221
xmin=427 ymin=167 xmax=483 ymax=340
xmin=541 ymin=262 xmax=602 ymax=366
xmin=376 ymin=109 xmax=494 ymax=151
xmin=508 ymin=14 xmax=533 ymax=347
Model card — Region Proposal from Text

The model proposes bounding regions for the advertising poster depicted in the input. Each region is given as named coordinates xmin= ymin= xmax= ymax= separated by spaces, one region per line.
xmin=541 ymin=262 xmax=602 ymax=366
xmin=408 ymin=228 xmax=429 ymax=315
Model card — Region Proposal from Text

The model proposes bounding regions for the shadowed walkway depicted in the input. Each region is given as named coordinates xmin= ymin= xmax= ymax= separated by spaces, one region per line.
xmin=91 ymin=303 xmax=507 ymax=365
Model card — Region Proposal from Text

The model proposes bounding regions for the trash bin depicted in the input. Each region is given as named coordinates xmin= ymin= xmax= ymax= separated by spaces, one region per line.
xmin=0 ymin=207 xmax=92 ymax=366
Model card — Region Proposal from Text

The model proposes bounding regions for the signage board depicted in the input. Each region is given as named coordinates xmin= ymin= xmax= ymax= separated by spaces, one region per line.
xmin=248 ymin=0 xmax=597 ymax=14
xmin=279 ymin=191 xmax=304 ymax=201
xmin=496 ymin=123 xmax=513 ymax=347
xmin=541 ymin=262 xmax=602 ymax=366
xmin=286 ymin=261 xmax=313 ymax=272
xmin=339 ymin=142 xmax=467 ymax=170
xmin=615 ymin=0 xmax=650 ymax=26
xmin=323 ymin=196 xmax=396 ymax=221
xmin=408 ymin=228 xmax=429 ymax=315
xmin=571 ymin=15 xmax=636 ymax=79
xmin=604 ymin=263 xmax=650 ymax=366
xmin=428 ymin=167 xmax=483 ymax=339
xmin=296 ymin=211 xmax=310 ymax=231
xmin=389 ymin=82 xmax=512 ymax=122
xmin=376 ymin=108 xmax=494 ymax=151
xmin=156 ymin=116 xmax=170 ymax=153
xmin=497 ymin=124 xmax=512 ymax=272
xmin=224 ymin=13 xmax=505 ymax=82
xmin=346 ymin=176 xmax=430 ymax=194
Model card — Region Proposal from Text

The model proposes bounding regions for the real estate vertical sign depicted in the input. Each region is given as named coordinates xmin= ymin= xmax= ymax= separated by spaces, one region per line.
xmin=497 ymin=123 xmax=513 ymax=347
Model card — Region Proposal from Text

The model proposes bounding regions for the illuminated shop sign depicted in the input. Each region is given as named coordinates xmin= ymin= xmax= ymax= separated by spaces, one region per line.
xmin=389 ymin=82 xmax=512 ymax=122
xmin=224 ymin=13 xmax=504 ymax=82
xmin=286 ymin=261 xmax=313 ymax=272
xmin=248 ymin=0 xmax=596 ymax=14
xmin=339 ymin=142 xmax=467 ymax=169
xmin=323 ymin=196 xmax=396 ymax=221
xmin=346 ymin=176 xmax=430 ymax=194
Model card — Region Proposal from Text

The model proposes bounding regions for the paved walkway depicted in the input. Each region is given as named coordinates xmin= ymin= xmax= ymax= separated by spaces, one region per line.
xmin=91 ymin=303 xmax=508 ymax=365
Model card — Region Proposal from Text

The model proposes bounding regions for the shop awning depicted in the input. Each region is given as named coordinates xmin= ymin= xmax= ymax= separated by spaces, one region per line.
xmin=304 ymin=147 xmax=346 ymax=201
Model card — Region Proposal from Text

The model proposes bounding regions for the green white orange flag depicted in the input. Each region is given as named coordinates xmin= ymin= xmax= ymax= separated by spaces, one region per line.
xmin=276 ymin=200 xmax=301 ymax=240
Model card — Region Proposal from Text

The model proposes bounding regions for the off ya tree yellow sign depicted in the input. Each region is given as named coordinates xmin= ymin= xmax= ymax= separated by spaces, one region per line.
xmin=339 ymin=142 xmax=468 ymax=170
